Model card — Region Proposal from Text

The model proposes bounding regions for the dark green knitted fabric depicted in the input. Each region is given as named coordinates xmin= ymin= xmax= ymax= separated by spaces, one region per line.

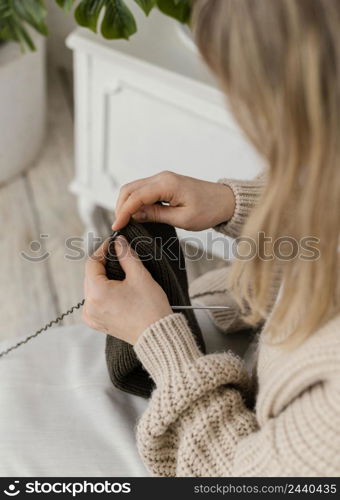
xmin=105 ymin=221 xmax=205 ymax=398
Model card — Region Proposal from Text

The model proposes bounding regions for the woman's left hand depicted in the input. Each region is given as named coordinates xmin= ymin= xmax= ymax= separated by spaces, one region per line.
xmin=83 ymin=235 xmax=173 ymax=345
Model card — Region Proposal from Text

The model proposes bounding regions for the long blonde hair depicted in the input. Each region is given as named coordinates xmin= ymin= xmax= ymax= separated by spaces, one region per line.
xmin=193 ymin=0 xmax=340 ymax=344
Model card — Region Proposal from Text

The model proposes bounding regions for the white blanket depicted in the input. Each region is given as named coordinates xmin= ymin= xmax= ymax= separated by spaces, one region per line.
xmin=0 ymin=309 xmax=253 ymax=477
xmin=0 ymin=324 xmax=148 ymax=477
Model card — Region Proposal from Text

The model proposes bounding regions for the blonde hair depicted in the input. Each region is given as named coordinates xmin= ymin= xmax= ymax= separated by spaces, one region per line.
xmin=193 ymin=0 xmax=340 ymax=344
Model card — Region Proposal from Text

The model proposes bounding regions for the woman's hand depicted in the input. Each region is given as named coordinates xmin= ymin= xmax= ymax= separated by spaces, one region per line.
xmin=83 ymin=236 xmax=173 ymax=345
xmin=112 ymin=171 xmax=235 ymax=232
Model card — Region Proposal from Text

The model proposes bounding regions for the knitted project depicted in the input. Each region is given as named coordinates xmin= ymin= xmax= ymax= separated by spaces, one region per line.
xmin=105 ymin=221 xmax=205 ymax=398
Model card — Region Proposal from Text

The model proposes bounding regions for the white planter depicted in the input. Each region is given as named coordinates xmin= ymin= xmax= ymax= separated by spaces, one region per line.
xmin=0 ymin=34 xmax=46 ymax=185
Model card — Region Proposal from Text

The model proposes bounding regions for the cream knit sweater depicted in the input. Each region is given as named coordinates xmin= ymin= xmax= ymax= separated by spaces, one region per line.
xmin=133 ymin=176 xmax=340 ymax=477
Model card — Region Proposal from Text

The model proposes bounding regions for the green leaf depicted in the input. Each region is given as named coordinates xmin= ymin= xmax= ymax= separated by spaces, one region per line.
xmin=101 ymin=0 xmax=137 ymax=40
xmin=75 ymin=0 xmax=106 ymax=32
xmin=73 ymin=0 xmax=137 ymax=40
xmin=13 ymin=0 xmax=48 ymax=36
xmin=0 ymin=23 xmax=35 ymax=50
xmin=0 ymin=0 xmax=48 ymax=50
xmin=134 ymin=0 xmax=156 ymax=16
xmin=156 ymin=0 xmax=191 ymax=23
xmin=55 ymin=0 xmax=76 ymax=12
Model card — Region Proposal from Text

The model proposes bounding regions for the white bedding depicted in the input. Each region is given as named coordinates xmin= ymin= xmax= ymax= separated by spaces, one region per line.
xmin=0 ymin=324 xmax=148 ymax=477
xmin=0 ymin=309 xmax=253 ymax=477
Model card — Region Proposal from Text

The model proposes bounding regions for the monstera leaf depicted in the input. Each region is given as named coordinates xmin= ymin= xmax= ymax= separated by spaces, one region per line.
xmin=61 ymin=0 xmax=191 ymax=39
xmin=55 ymin=0 xmax=75 ymax=10
xmin=134 ymin=0 xmax=155 ymax=15
xmin=75 ymin=0 xmax=137 ymax=39
xmin=157 ymin=0 xmax=191 ymax=23
xmin=0 ymin=0 xmax=193 ymax=51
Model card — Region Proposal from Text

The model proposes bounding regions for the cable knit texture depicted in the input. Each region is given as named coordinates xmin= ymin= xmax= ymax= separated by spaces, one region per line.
xmin=133 ymin=175 xmax=340 ymax=477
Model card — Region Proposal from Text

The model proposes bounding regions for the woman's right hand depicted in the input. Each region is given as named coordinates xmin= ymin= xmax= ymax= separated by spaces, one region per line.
xmin=112 ymin=171 xmax=235 ymax=232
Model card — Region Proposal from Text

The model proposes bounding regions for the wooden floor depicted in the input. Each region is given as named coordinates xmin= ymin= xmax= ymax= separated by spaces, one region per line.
xmin=0 ymin=68 xmax=225 ymax=344
xmin=0 ymin=69 xmax=85 ymax=342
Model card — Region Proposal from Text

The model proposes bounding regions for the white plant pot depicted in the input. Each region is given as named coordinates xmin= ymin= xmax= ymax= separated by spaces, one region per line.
xmin=0 ymin=34 xmax=46 ymax=185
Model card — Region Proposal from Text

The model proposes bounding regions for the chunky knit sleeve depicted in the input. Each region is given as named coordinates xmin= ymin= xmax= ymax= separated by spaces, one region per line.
xmin=214 ymin=173 xmax=267 ymax=239
xmin=134 ymin=314 xmax=340 ymax=477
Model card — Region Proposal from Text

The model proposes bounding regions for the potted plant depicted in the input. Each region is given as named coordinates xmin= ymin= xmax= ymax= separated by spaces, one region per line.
xmin=0 ymin=0 xmax=48 ymax=184
xmin=0 ymin=0 xmax=191 ymax=184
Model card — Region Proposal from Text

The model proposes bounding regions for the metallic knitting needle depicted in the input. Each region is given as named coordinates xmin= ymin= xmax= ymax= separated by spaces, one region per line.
xmin=172 ymin=306 xmax=231 ymax=310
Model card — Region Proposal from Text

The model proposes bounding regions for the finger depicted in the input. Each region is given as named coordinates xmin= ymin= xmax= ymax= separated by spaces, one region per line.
xmin=132 ymin=204 xmax=182 ymax=226
xmin=113 ymin=185 xmax=171 ymax=230
xmin=115 ymin=235 xmax=145 ymax=276
xmin=85 ymin=238 xmax=110 ymax=283
xmin=115 ymin=172 xmax=172 ymax=216
xmin=114 ymin=178 xmax=147 ymax=217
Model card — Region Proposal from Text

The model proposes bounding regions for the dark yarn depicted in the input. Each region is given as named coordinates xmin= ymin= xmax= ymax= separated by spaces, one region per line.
xmin=105 ymin=221 xmax=205 ymax=398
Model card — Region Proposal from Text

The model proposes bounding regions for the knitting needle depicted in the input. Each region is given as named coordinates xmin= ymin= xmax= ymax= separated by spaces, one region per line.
xmin=172 ymin=306 xmax=231 ymax=310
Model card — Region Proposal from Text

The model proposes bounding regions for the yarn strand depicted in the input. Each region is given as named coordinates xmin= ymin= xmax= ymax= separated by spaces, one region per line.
xmin=0 ymin=300 xmax=85 ymax=359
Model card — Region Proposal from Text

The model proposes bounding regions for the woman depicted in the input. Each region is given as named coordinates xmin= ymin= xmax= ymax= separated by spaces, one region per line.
xmin=83 ymin=0 xmax=340 ymax=476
